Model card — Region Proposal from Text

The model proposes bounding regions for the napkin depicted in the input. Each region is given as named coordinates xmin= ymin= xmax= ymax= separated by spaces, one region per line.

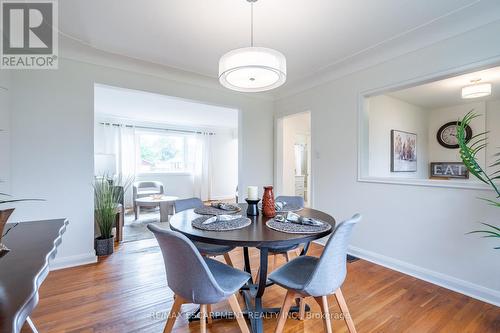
xmin=275 ymin=201 xmax=286 ymax=211
xmin=202 ymin=214 xmax=242 ymax=225
xmin=275 ymin=211 xmax=324 ymax=226
xmin=210 ymin=202 xmax=239 ymax=211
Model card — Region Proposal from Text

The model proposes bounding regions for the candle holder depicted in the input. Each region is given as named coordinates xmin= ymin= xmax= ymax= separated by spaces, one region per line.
xmin=245 ymin=198 xmax=260 ymax=216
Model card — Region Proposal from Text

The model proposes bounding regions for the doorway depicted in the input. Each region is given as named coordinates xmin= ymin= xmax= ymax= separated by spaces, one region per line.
xmin=276 ymin=111 xmax=312 ymax=207
xmin=94 ymin=84 xmax=239 ymax=242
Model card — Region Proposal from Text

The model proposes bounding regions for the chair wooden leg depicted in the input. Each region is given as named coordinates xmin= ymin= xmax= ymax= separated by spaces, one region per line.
xmin=206 ymin=304 xmax=213 ymax=325
xmin=283 ymin=252 xmax=305 ymax=320
xmin=223 ymin=253 xmax=234 ymax=267
xmin=273 ymin=253 xmax=280 ymax=269
xmin=314 ymin=295 xmax=332 ymax=333
xmin=227 ymin=294 xmax=250 ymax=333
xmin=295 ymin=297 xmax=306 ymax=321
xmin=275 ymin=291 xmax=296 ymax=333
xmin=334 ymin=289 xmax=357 ymax=333
xmin=163 ymin=295 xmax=185 ymax=333
xmin=199 ymin=304 xmax=207 ymax=333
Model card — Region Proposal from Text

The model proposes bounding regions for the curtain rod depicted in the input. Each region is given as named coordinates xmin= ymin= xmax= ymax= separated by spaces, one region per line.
xmin=99 ymin=122 xmax=215 ymax=135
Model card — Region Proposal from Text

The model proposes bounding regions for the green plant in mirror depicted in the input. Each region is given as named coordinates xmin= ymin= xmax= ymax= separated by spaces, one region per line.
xmin=457 ymin=111 xmax=500 ymax=249
xmin=93 ymin=175 xmax=132 ymax=240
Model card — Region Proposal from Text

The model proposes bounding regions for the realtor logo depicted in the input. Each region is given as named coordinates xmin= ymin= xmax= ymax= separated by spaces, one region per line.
xmin=1 ymin=0 xmax=58 ymax=69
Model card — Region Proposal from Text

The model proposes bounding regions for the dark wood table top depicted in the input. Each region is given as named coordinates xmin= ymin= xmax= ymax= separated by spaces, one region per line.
xmin=169 ymin=205 xmax=335 ymax=247
xmin=0 ymin=219 xmax=68 ymax=333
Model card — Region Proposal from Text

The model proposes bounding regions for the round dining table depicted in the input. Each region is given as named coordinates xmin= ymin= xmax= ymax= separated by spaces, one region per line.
xmin=169 ymin=204 xmax=336 ymax=333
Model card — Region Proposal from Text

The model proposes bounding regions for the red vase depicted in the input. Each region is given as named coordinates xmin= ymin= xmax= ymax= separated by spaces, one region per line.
xmin=262 ymin=186 xmax=276 ymax=217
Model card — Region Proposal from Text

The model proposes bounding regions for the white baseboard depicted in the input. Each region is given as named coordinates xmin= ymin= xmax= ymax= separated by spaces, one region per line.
xmin=346 ymin=245 xmax=500 ymax=307
xmin=49 ymin=251 xmax=97 ymax=271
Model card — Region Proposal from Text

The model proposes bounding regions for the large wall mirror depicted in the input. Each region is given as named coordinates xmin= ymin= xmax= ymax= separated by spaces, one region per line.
xmin=359 ymin=65 xmax=500 ymax=189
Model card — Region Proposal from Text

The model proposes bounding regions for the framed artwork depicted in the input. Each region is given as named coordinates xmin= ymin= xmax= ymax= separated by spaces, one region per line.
xmin=430 ymin=162 xmax=469 ymax=179
xmin=391 ymin=130 xmax=417 ymax=172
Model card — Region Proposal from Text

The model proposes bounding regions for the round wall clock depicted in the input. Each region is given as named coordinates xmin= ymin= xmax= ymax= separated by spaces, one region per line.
xmin=437 ymin=121 xmax=472 ymax=149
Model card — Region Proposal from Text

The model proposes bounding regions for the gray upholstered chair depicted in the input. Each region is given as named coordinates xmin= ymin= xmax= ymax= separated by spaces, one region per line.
xmin=174 ymin=198 xmax=236 ymax=267
xmin=269 ymin=196 xmax=305 ymax=254
xmin=147 ymin=225 xmax=250 ymax=333
xmin=133 ymin=181 xmax=164 ymax=219
xmin=270 ymin=214 xmax=361 ymax=333
xmin=276 ymin=195 xmax=305 ymax=208
xmin=255 ymin=196 xmax=306 ymax=282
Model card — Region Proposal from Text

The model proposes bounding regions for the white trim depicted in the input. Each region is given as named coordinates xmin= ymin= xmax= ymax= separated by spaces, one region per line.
xmin=275 ymin=14 xmax=500 ymax=100
xmin=357 ymin=177 xmax=493 ymax=191
xmin=347 ymin=245 xmax=500 ymax=307
xmin=59 ymin=35 xmax=275 ymax=102
xmin=49 ymin=251 xmax=97 ymax=271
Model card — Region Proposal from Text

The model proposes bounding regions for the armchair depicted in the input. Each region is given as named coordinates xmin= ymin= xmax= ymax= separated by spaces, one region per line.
xmin=133 ymin=181 xmax=164 ymax=220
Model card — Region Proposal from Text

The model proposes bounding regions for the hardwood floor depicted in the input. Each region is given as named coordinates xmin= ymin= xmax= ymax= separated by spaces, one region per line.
xmin=23 ymin=239 xmax=499 ymax=333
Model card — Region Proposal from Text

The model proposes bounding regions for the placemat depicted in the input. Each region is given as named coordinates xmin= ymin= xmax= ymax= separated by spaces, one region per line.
xmin=192 ymin=216 xmax=251 ymax=231
xmin=194 ymin=206 xmax=241 ymax=215
xmin=266 ymin=219 xmax=331 ymax=234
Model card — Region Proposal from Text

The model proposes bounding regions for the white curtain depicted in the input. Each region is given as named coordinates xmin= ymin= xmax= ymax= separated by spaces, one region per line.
xmin=191 ymin=132 xmax=212 ymax=201
xmin=96 ymin=123 xmax=137 ymax=207
xmin=118 ymin=126 xmax=136 ymax=207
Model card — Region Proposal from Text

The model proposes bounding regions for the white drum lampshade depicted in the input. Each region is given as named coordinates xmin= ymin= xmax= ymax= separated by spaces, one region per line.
xmin=219 ymin=47 xmax=287 ymax=92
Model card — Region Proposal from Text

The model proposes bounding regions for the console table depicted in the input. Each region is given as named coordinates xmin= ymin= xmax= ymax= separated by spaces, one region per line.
xmin=0 ymin=219 xmax=68 ymax=333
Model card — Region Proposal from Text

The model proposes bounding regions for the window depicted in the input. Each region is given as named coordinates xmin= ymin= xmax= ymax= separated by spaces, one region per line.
xmin=137 ymin=131 xmax=189 ymax=173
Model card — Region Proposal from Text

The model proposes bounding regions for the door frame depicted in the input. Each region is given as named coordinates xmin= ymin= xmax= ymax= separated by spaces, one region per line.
xmin=274 ymin=110 xmax=313 ymax=207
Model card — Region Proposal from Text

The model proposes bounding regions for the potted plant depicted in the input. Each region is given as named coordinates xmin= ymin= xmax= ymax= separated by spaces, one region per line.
xmin=93 ymin=175 xmax=131 ymax=256
xmin=457 ymin=111 xmax=500 ymax=249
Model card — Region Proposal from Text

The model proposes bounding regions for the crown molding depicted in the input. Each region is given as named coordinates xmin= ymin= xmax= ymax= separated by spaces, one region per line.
xmin=58 ymin=35 xmax=275 ymax=102
xmin=57 ymin=1 xmax=500 ymax=104
xmin=274 ymin=1 xmax=500 ymax=101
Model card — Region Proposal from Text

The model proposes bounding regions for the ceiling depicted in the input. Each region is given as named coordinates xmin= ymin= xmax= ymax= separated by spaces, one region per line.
xmin=59 ymin=0 xmax=494 ymax=88
xmin=388 ymin=66 xmax=500 ymax=109
xmin=94 ymin=84 xmax=238 ymax=129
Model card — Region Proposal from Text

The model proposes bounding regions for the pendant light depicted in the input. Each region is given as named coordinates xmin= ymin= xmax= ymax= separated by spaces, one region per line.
xmin=461 ymin=79 xmax=492 ymax=99
xmin=218 ymin=0 xmax=286 ymax=92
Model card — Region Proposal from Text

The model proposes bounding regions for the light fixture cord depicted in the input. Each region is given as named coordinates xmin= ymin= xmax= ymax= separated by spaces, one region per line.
xmin=250 ymin=2 xmax=254 ymax=47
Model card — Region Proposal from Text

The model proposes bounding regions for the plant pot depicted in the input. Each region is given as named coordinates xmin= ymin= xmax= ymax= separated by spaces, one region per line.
xmin=94 ymin=236 xmax=114 ymax=256
xmin=0 ymin=208 xmax=15 ymax=258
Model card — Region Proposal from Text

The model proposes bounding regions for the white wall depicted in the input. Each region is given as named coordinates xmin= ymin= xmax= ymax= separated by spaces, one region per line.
xmin=486 ymin=99 xmax=500 ymax=176
xmin=275 ymin=21 xmax=500 ymax=305
xmin=134 ymin=173 xmax=194 ymax=198
xmin=367 ymin=96 xmax=495 ymax=183
xmin=8 ymin=44 xmax=273 ymax=268
xmin=0 ymin=72 xmax=10 ymax=195
xmin=368 ymin=95 xmax=429 ymax=178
